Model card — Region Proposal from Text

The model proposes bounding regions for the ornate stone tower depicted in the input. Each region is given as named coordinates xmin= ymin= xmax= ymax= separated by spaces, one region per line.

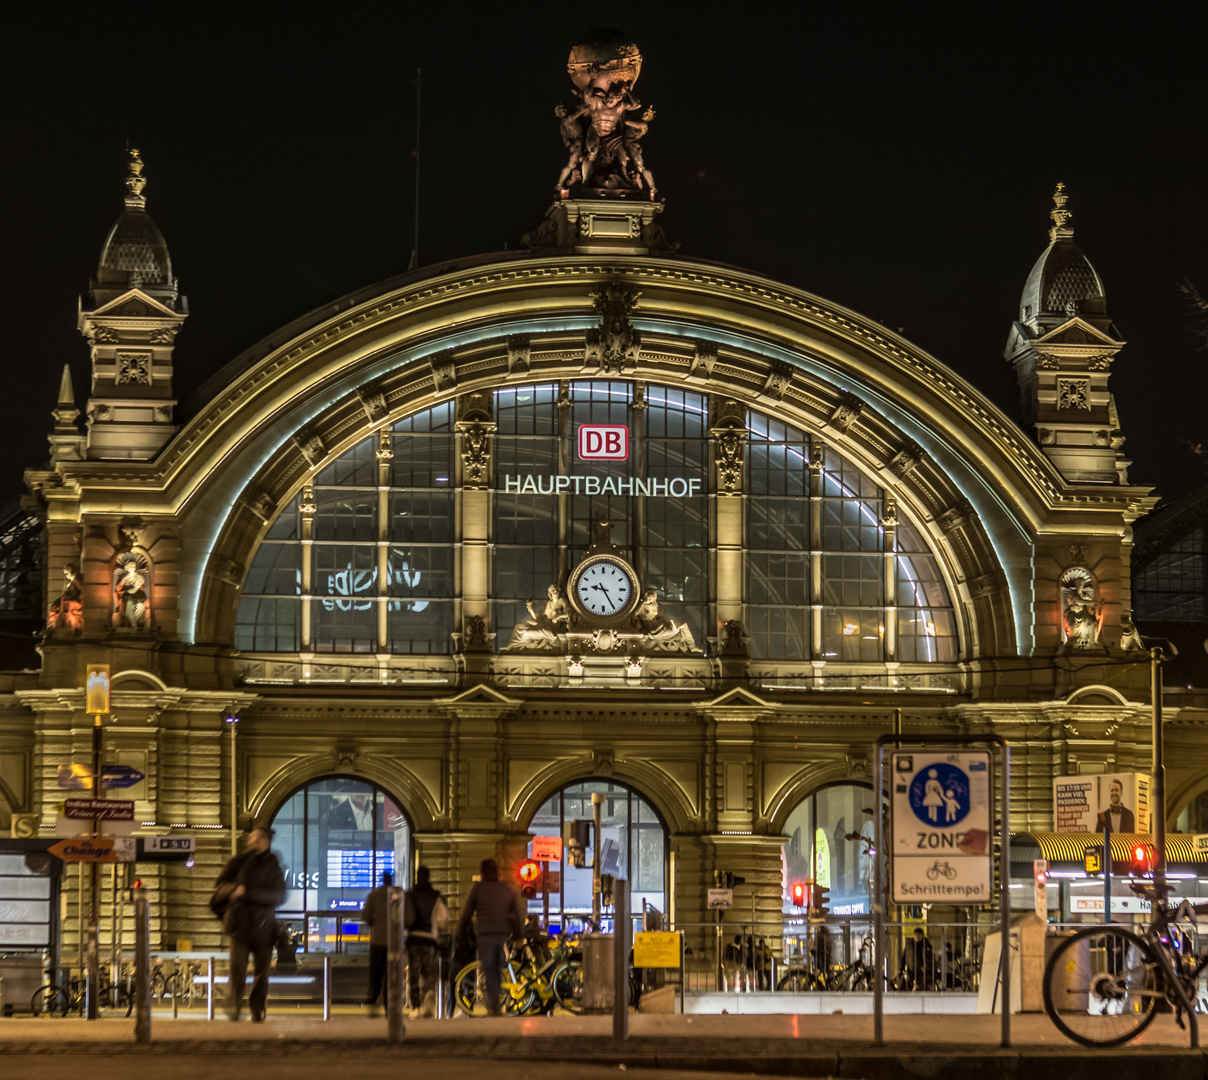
xmin=77 ymin=149 xmax=185 ymax=460
xmin=1004 ymin=184 xmax=1129 ymax=484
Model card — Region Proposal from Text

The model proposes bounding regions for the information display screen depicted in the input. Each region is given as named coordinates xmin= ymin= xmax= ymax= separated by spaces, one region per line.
xmin=326 ymin=848 xmax=395 ymax=889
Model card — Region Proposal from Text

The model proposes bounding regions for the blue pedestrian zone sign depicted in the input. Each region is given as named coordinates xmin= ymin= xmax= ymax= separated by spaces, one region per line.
xmin=891 ymin=751 xmax=992 ymax=904
xmin=907 ymin=762 xmax=972 ymax=827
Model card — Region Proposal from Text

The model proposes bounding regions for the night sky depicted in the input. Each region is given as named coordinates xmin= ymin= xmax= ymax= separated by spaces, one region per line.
xmin=5 ymin=4 xmax=1206 ymax=504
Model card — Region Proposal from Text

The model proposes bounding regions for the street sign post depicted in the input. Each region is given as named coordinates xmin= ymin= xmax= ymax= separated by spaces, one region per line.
xmin=633 ymin=931 xmax=681 ymax=968
xmin=890 ymin=750 xmax=992 ymax=904
xmin=57 ymin=764 xmax=94 ymax=789
xmin=64 ymin=798 xmax=134 ymax=822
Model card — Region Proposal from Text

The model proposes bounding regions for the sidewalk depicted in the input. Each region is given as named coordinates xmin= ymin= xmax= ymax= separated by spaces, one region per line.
xmin=0 ymin=1012 xmax=1205 ymax=1079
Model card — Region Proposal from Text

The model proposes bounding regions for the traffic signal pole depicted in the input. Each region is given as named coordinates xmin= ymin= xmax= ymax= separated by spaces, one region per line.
xmin=86 ymin=711 xmax=104 ymax=1020
xmin=1151 ymin=646 xmax=1167 ymax=896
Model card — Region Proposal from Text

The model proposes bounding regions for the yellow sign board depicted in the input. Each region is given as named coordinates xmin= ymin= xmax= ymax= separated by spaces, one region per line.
xmin=86 ymin=664 xmax=111 ymax=715
xmin=633 ymin=931 xmax=681 ymax=969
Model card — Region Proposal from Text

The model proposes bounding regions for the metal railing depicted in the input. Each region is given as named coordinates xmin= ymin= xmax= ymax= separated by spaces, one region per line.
xmin=667 ymin=919 xmax=987 ymax=995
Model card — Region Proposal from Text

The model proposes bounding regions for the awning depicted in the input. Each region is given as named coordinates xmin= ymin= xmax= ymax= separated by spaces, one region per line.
xmin=1010 ymin=832 xmax=1208 ymax=876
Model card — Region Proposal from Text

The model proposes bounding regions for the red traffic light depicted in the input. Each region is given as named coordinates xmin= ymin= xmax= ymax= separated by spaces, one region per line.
xmin=791 ymin=882 xmax=806 ymax=906
xmin=519 ymin=860 xmax=540 ymax=883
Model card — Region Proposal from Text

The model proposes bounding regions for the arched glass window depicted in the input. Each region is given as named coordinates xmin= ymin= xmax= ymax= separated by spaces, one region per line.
xmin=493 ymin=382 xmax=708 ymax=648
xmin=746 ymin=414 xmax=956 ymax=663
xmin=236 ymin=405 xmax=455 ymax=654
xmin=269 ymin=776 xmax=412 ymax=948
xmin=782 ymin=782 xmax=881 ymax=916
xmin=527 ymin=779 xmax=667 ymax=930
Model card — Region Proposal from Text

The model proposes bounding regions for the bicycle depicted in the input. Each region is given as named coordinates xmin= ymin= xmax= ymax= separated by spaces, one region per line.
xmin=455 ymin=937 xmax=572 ymax=1016
xmin=775 ymin=965 xmax=829 ymax=992
xmin=31 ymin=967 xmax=133 ymax=1017
xmin=1043 ymin=879 xmax=1208 ymax=1048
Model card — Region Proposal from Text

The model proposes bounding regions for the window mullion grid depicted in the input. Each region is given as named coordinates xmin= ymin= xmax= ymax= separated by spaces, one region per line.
xmin=808 ymin=440 xmax=823 ymax=661
xmin=882 ymin=497 xmax=897 ymax=663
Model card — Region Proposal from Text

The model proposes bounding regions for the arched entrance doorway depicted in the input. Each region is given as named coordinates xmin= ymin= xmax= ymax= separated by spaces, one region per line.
xmin=528 ymin=779 xmax=667 ymax=930
xmin=782 ymin=782 xmax=878 ymax=917
xmin=269 ymin=775 xmax=412 ymax=953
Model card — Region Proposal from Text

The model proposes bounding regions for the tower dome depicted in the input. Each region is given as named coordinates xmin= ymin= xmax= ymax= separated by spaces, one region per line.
xmin=91 ymin=150 xmax=178 ymax=308
xmin=1018 ymin=183 xmax=1107 ymax=328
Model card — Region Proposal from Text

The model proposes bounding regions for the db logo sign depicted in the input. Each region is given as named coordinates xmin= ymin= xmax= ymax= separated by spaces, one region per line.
xmin=578 ymin=425 xmax=629 ymax=460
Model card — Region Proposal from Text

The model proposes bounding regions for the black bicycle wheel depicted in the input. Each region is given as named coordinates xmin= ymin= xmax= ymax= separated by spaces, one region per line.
xmin=1043 ymin=925 xmax=1164 ymax=1047
xmin=102 ymin=983 xmax=133 ymax=1017
xmin=30 ymin=984 xmax=69 ymax=1017
xmin=551 ymin=960 xmax=584 ymax=1013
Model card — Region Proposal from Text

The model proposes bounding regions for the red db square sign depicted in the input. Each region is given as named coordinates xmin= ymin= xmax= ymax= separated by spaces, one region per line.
xmin=578 ymin=425 xmax=629 ymax=460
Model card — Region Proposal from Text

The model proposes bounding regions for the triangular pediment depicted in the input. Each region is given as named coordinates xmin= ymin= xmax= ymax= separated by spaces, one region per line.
xmin=1033 ymin=316 xmax=1120 ymax=349
xmin=87 ymin=288 xmax=179 ymax=321
xmin=434 ymin=684 xmax=522 ymax=708
xmin=699 ymin=686 xmax=774 ymax=711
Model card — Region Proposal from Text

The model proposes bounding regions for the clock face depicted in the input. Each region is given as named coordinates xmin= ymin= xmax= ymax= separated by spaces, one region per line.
xmin=574 ymin=559 xmax=634 ymax=617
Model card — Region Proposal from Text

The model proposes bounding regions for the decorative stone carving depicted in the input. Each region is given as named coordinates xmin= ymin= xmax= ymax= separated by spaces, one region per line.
xmin=88 ymin=404 xmax=113 ymax=423
xmin=148 ymin=327 xmax=174 ymax=345
xmin=374 ymin=428 xmax=394 ymax=461
xmin=689 ymin=340 xmax=717 ymax=379
xmin=356 ymin=384 xmax=389 ymax=423
xmin=712 ymin=421 xmax=745 ymax=495
xmin=458 ymin=421 xmax=493 ymax=490
xmin=292 ymin=429 xmax=326 ymax=467
xmin=632 ymin=589 xmax=695 ymax=652
xmin=720 ymin=619 xmax=747 ymax=655
xmin=116 ymin=352 xmax=153 ymax=385
xmin=554 ymin=29 xmax=656 ymax=197
xmin=1057 ymin=378 xmax=1091 ymax=411
xmin=889 ymin=444 xmax=922 ymax=479
xmin=807 ymin=446 xmax=824 ymax=474
xmin=333 ymin=747 xmax=357 ymax=771
xmin=1060 ymin=566 xmax=1101 ymax=650
xmin=47 ymin=564 xmax=84 ymax=633
xmin=430 ymin=353 xmax=457 ymax=391
xmin=879 ymin=500 xmax=899 ymax=529
xmin=463 ymin=614 xmax=489 ymax=650
xmin=969 ymin=573 xmax=999 ymax=598
xmin=93 ymin=326 xmax=119 ymax=344
xmin=585 ymin=280 xmax=641 ymax=373
xmin=1119 ymin=616 xmax=1144 ymax=653
xmin=113 ymin=549 xmax=151 ymax=630
xmin=937 ymin=504 xmax=969 ymax=533
xmin=762 ymin=362 xmax=792 ymax=402
xmin=504 ymin=585 xmax=570 ymax=651
xmin=245 ymin=488 xmax=277 ymax=523
xmin=828 ymin=393 xmax=863 ymax=433
xmin=1067 ymin=544 xmax=1088 ymax=565
xmin=506 ymin=335 xmax=531 ymax=374
xmin=118 ymin=523 xmax=146 ymax=552
xmin=299 ymin=487 xmax=318 ymax=515
xmin=1086 ymin=355 xmax=1113 ymax=371
xmin=1036 ymin=354 xmax=1060 ymax=370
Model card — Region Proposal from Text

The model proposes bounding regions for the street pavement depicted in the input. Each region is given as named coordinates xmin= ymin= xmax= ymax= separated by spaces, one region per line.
xmin=2 ymin=1011 xmax=1208 ymax=1078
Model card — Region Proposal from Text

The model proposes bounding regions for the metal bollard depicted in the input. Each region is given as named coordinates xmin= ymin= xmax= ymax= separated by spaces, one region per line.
xmin=323 ymin=955 xmax=331 ymax=1021
xmin=206 ymin=957 xmax=215 ymax=1021
xmin=435 ymin=955 xmax=444 ymax=1020
xmin=133 ymin=885 xmax=151 ymax=1045
xmin=386 ymin=886 xmax=405 ymax=1044
xmin=613 ymin=880 xmax=629 ymax=1041
xmin=172 ymin=957 xmax=179 ymax=1019
xmin=0 ymin=974 xmax=5 ymax=1018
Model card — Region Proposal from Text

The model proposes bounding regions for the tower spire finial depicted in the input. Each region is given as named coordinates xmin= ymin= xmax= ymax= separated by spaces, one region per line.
xmin=1048 ymin=181 xmax=1073 ymax=244
xmin=125 ymin=148 xmax=147 ymax=209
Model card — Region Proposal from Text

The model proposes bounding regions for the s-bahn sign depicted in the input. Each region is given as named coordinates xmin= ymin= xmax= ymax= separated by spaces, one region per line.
xmin=890 ymin=751 xmax=992 ymax=903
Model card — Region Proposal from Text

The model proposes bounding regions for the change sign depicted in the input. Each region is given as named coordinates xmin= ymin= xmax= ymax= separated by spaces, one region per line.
xmin=891 ymin=751 xmax=992 ymax=903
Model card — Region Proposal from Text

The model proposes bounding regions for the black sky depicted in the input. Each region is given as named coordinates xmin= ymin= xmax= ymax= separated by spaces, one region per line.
xmin=4 ymin=3 xmax=1206 ymax=502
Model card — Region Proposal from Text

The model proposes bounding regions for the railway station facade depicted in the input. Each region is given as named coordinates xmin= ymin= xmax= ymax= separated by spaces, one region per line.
xmin=3 ymin=141 xmax=1205 ymax=961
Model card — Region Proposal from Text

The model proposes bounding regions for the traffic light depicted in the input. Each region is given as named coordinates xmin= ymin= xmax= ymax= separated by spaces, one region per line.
xmin=518 ymin=859 xmax=540 ymax=899
xmin=812 ymin=884 xmax=830 ymax=915
xmin=1128 ymin=843 xmax=1156 ymax=878
xmin=791 ymin=881 xmax=806 ymax=908
xmin=1034 ymin=859 xmax=1048 ymax=885
xmin=718 ymin=872 xmax=746 ymax=889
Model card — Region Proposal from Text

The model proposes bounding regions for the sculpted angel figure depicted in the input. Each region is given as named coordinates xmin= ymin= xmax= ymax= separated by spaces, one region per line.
xmin=505 ymin=585 xmax=570 ymax=650
xmin=633 ymin=589 xmax=695 ymax=652
xmin=1060 ymin=569 xmax=1101 ymax=650
xmin=114 ymin=551 xmax=150 ymax=630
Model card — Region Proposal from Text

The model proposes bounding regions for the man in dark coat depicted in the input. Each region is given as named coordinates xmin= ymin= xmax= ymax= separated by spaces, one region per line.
xmin=454 ymin=858 xmax=522 ymax=1015
xmin=405 ymin=866 xmax=447 ymax=1016
xmin=215 ymin=824 xmax=286 ymax=1021
xmin=360 ymin=870 xmax=392 ymax=1015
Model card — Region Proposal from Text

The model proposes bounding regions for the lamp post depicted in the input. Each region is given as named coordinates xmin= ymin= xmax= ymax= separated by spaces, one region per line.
xmin=225 ymin=714 xmax=240 ymax=857
xmin=1150 ymin=645 xmax=1169 ymax=895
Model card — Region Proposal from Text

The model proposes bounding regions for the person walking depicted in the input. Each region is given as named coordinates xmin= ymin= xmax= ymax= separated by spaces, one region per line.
xmin=360 ymin=870 xmax=393 ymax=1015
xmin=405 ymin=866 xmax=448 ymax=1017
xmin=214 ymin=824 xmax=286 ymax=1022
xmin=454 ymin=858 xmax=522 ymax=1015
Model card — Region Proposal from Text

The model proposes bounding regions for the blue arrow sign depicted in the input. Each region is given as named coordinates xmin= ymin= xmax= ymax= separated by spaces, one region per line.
xmin=100 ymin=765 xmax=145 ymax=789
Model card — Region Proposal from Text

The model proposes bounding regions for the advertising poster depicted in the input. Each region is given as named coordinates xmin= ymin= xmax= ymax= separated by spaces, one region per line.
xmin=1052 ymin=772 xmax=1151 ymax=833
